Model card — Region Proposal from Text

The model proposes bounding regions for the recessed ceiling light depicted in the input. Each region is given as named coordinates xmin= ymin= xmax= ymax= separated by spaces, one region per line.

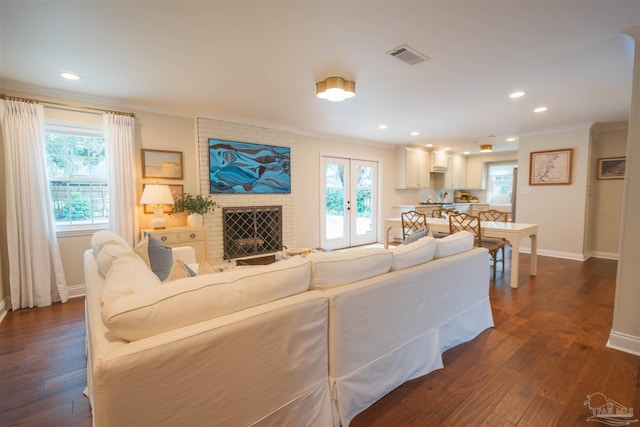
xmin=463 ymin=151 xmax=470 ymax=155
xmin=533 ymin=106 xmax=548 ymax=113
xmin=509 ymin=91 xmax=525 ymax=98
xmin=506 ymin=137 xmax=516 ymax=142
xmin=60 ymin=72 xmax=81 ymax=81
xmin=410 ymin=131 xmax=419 ymax=136
xmin=378 ymin=124 xmax=388 ymax=129
xmin=443 ymin=147 xmax=451 ymax=151
xmin=425 ymin=143 xmax=433 ymax=147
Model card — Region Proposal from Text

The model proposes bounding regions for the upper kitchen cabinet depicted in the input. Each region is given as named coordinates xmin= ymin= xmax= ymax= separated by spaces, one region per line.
xmin=466 ymin=156 xmax=485 ymax=189
xmin=445 ymin=154 xmax=467 ymax=189
xmin=396 ymin=146 xmax=430 ymax=188
xmin=431 ymin=150 xmax=449 ymax=172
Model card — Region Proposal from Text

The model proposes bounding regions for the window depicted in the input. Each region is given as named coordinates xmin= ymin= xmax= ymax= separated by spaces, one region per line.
xmin=487 ymin=163 xmax=516 ymax=205
xmin=45 ymin=123 xmax=109 ymax=228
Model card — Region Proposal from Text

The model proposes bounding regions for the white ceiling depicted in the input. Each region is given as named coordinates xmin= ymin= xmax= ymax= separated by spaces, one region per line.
xmin=1 ymin=0 xmax=639 ymax=154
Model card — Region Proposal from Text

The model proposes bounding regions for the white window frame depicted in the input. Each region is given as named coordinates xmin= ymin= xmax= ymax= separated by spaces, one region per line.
xmin=45 ymin=120 xmax=109 ymax=235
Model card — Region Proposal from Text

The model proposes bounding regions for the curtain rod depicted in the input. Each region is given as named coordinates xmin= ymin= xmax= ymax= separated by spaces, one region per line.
xmin=1 ymin=94 xmax=135 ymax=117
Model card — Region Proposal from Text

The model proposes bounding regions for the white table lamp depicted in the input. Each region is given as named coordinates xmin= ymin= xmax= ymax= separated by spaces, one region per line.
xmin=140 ymin=184 xmax=175 ymax=229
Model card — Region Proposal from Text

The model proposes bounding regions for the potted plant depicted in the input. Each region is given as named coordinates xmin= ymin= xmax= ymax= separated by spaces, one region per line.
xmin=174 ymin=193 xmax=218 ymax=227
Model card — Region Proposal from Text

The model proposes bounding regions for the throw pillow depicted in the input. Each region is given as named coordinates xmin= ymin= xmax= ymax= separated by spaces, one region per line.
xmin=134 ymin=234 xmax=173 ymax=281
xmin=165 ymin=259 xmax=197 ymax=282
xmin=197 ymin=260 xmax=215 ymax=275
xmin=403 ymin=227 xmax=429 ymax=245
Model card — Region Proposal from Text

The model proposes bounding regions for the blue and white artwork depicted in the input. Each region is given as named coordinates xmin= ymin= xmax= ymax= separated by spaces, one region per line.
xmin=209 ymin=139 xmax=291 ymax=194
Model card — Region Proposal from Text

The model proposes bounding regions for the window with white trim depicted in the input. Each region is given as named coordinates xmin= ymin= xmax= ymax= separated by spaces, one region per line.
xmin=487 ymin=163 xmax=516 ymax=205
xmin=45 ymin=123 xmax=109 ymax=228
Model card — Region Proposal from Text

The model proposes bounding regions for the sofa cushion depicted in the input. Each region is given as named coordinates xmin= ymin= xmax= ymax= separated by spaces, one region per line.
xmin=101 ymin=255 xmax=312 ymax=341
xmin=134 ymin=234 xmax=173 ymax=281
xmin=434 ymin=231 xmax=474 ymax=259
xmin=101 ymin=253 xmax=163 ymax=305
xmin=391 ymin=236 xmax=436 ymax=271
xmin=90 ymin=230 xmax=136 ymax=277
xmin=307 ymin=248 xmax=392 ymax=290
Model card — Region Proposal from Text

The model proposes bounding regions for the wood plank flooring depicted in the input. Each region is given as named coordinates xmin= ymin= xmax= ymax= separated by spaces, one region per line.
xmin=1 ymin=251 xmax=638 ymax=427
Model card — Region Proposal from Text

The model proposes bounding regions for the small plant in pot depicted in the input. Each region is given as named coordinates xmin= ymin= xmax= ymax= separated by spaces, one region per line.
xmin=174 ymin=193 xmax=218 ymax=227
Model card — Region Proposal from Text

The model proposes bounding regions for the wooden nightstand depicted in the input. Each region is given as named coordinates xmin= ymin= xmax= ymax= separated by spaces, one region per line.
xmin=141 ymin=226 xmax=208 ymax=261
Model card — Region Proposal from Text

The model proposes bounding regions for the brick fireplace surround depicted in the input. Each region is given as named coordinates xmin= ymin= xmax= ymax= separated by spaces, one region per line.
xmin=196 ymin=118 xmax=296 ymax=263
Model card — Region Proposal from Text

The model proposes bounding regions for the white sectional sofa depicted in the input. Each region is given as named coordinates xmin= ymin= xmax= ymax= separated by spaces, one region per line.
xmin=83 ymin=230 xmax=493 ymax=427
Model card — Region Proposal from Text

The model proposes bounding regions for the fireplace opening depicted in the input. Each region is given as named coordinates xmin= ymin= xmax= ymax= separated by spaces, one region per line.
xmin=223 ymin=206 xmax=283 ymax=260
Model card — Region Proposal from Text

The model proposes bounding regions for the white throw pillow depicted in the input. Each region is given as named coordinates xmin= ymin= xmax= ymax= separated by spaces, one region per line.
xmin=434 ymin=231 xmax=475 ymax=259
xmin=95 ymin=243 xmax=136 ymax=277
xmin=391 ymin=236 xmax=436 ymax=271
xmin=90 ymin=230 xmax=131 ymax=253
xmin=101 ymin=253 xmax=162 ymax=305
xmin=307 ymin=247 xmax=392 ymax=290
xmin=101 ymin=256 xmax=312 ymax=341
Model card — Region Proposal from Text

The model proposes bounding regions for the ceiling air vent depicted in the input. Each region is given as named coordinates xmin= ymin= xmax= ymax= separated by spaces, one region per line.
xmin=387 ymin=44 xmax=429 ymax=65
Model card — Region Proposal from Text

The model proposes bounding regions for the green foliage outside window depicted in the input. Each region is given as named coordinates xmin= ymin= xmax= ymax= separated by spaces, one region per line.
xmin=325 ymin=188 xmax=372 ymax=217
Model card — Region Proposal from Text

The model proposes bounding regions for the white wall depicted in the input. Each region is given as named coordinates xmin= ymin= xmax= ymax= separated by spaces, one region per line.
xmin=587 ymin=123 xmax=627 ymax=259
xmin=517 ymin=126 xmax=592 ymax=260
xmin=293 ymin=134 xmax=397 ymax=249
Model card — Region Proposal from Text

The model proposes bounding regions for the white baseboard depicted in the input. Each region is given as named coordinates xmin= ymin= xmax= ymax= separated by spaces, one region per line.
xmin=519 ymin=247 xmax=587 ymax=261
xmin=587 ymin=251 xmax=619 ymax=260
xmin=67 ymin=284 xmax=86 ymax=299
xmin=0 ymin=296 xmax=9 ymax=325
xmin=607 ymin=331 xmax=640 ymax=356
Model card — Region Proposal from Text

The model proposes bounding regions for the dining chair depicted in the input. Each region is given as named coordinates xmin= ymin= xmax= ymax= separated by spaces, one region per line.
xmin=431 ymin=208 xmax=443 ymax=218
xmin=400 ymin=210 xmax=428 ymax=240
xmin=478 ymin=209 xmax=511 ymax=247
xmin=449 ymin=213 xmax=505 ymax=279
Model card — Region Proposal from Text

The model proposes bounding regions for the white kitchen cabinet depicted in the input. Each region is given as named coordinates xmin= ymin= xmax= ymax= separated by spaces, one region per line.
xmin=431 ymin=150 xmax=449 ymax=172
xmin=466 ymin=157 xmax=484 ymax=189
xmin=396 ymin=146 xmax=430 ymax=188
xmin=446 ymin=155 xmax=466 ymax=189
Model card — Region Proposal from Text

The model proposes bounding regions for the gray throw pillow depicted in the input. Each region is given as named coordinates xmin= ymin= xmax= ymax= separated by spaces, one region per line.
xmin=403 ymin=227 xmax=429 ymax=245
xmin=146 ymin=234 xmax=174 ymax=281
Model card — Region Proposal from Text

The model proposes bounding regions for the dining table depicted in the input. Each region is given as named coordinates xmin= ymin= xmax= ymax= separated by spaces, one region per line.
xmin=383 ymin=217 xmax=538 ymax=288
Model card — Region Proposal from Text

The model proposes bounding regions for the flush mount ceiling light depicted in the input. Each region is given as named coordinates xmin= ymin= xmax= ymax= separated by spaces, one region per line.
xmin=60 ymin=72 xmax=81 ymax=81
xmin=316 ymin=76 xmax=355 ymax=102
xmin=534 ymin=106 xmax=549 ymax=113
xmin=509 ymin=91 xmax=525 ymax=98
xmin=480 ymin=144 xmax=493 ymax=152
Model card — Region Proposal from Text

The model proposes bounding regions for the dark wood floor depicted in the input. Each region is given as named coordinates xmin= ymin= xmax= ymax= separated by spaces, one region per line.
xmin=1 ymin=251 xmax=638 ymax=427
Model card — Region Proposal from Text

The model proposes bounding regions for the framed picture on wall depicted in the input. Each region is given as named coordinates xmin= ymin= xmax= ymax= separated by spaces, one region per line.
xmin=142 ymin=149 xmax=183 ymax=179
xmin=529 ymin=148 xmax=573 ymax=185
xmin=143 ymin=184 xmax=183 ymax=214
xmin=597 ymin=157 xmax=625 ymax=180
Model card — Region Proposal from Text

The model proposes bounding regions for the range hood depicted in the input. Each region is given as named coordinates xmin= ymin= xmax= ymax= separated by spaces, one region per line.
xmin=431 ymin=166 xmax=449 ymax=173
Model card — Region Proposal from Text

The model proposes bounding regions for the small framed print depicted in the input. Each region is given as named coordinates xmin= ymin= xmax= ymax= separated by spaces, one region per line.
xmin=142 ymin=149 xmax=183 ymax=180
xmin=143 ymin=184 xmax=183 ymax=214
xmin=597 ymin=157 xmax=625 ymax=180
xmin=529 ymin=148 xmax=573 ymax=185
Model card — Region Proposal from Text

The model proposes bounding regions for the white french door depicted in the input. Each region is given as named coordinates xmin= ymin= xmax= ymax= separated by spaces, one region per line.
xmin=320 ymin=156 xmax=378 ymax=249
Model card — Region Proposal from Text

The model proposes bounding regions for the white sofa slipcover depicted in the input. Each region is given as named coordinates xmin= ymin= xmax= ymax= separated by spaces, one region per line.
xmin=84 ymin=246 xmax=334 ymax=427
xmin=321 ymin=246 xmax=493 ymax=426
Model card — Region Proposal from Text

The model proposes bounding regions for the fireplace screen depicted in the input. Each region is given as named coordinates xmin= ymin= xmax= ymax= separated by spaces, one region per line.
xmin=223 ymin=206 xmax=283 ymax=260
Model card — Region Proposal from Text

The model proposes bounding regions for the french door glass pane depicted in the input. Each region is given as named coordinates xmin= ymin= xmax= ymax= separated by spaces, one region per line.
xmin=325 ymin=162 xmax=345 ymax=240
xmin=356 ymin=165 xmax=373 ymax=236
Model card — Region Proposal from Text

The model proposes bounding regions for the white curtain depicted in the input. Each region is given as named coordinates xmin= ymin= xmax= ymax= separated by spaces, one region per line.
xmin=104 ymin=113 xmax=138 ymax=246
xmin=0 ymin=99 xmax=68 ymax=309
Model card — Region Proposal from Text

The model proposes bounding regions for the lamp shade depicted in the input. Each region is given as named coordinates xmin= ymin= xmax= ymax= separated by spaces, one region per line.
xmin=316 ymin=76 xmax=355 ymax=102
xmin=140 ymin=184 xmax=175 ymax=205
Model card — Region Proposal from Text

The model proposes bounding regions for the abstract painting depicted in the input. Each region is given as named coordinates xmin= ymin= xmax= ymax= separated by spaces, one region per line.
xmin=209 ymin=139 xmax=291 ymax=194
